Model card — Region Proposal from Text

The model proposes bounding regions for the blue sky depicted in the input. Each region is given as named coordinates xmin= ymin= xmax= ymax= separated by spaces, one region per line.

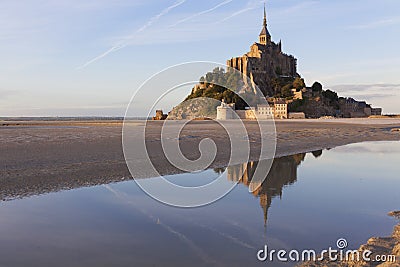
xmin=1 ymin=0 xmax=399 ymax=116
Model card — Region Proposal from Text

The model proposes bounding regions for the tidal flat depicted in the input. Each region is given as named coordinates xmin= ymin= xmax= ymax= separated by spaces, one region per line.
xmin=1 ymin=118 xmax=399 ymax=201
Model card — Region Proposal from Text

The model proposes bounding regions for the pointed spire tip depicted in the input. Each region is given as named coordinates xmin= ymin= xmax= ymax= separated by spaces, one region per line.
xmin=263 ymin=1 xmax=267 ymax=27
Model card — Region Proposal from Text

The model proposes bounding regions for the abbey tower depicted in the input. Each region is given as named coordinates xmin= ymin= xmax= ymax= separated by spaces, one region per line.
xmin=227 ymin=4 xmax=298 ymax=96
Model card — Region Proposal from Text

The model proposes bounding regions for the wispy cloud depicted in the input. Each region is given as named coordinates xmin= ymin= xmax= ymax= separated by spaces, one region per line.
xmin=349 ymin=17 xmax=400 ymax=29
xmin=218 ymin=7 xmax=253 ymax=23
xmin=328 ymin=84 xmax=400 ymax=99
xmin=103 ymin=184 xmax=217 ymax=265
xmin=332 ymin=142 xmax=400 ymax=154
xmin=330 ymin=84 xmax=400 ymax=91
xmin=136 ymin=0 xmax=186 ymax=33
xmin=218 ymin=0 xmax=263 ymax=23
xmin=169 ymin=0 xmax=233 ymax=28
xmin=221 ymin=0 xmax=314 ymax=24
xmin=0 ymin=89 xmax=20 ymax=100
xmin=77 ymin=0 xmax=186 ymax=69
xmin=274 ymin=0 xmax=319 ymax=16
xmin=76 ymin=43 xmax=125 ymax=70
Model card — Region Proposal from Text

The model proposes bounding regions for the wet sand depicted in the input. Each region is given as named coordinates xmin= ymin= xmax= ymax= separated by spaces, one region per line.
xmin=1 ymin=118 xmax=400 ymax=201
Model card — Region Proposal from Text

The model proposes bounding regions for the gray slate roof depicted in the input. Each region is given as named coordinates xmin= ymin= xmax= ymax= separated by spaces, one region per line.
xmin=259 ymin=26 xmax=271 ymax=37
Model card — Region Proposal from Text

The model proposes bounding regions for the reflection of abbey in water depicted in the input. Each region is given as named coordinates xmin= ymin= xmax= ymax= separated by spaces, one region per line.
xmin=226 ymin=151 xmax=322 ymax=226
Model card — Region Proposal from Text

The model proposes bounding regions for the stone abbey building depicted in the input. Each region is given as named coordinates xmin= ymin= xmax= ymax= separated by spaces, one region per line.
xmin=227 ymin=5 xmax=297 ymax=96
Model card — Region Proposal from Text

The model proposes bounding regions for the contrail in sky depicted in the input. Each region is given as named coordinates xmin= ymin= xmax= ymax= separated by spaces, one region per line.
xmin=218 ymin=7 xmax=254 ymax=22
xmin=169 ymin=0 xmax=233 ymax=28
xmin=102 ymin=184 xmax=218 ymax=265
xmin=77 ymin=0 xmax=186 ymax=70
xmin=218 ymin=0 xmax=263 ymax=23
xmin=138 ymin=0 xmax=186 ymax=32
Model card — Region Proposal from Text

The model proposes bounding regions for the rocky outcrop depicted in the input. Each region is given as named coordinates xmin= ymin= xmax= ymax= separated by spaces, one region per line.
xmin=299 ymin=211 xmax=400 ymax=267
xmin=167 ymin=98 xmax=219 ymax=120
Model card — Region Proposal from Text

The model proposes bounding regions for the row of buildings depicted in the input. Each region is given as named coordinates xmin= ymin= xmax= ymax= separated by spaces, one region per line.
xmin=216 ymin=98 xmax=305 ymax=120
xmin=291 ymin=87 xmax=383 ymax=118
xmin=339 ymin=97 xmax=382 ymax=118
xmin=216 ymin=95 xmax=382 ymax=120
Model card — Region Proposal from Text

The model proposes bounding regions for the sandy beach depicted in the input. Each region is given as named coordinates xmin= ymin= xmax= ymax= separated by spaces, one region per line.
xmin=1 ymin=118 xmax=400 ymax=201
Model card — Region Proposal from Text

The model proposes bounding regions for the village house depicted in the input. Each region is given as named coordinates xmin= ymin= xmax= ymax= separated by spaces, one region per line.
xmin=217 ymin=98 xmax=289 ymax=120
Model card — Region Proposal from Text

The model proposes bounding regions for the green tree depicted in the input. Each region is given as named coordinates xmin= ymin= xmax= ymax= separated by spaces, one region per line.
xmin=288 ymin=99 xmax=305 ymax=112
xmin=205 ymin=72 xmax=213 ymax=84
xmin=293 ymin=77 xmax=305 ymax=90
xmin=281 ymin=84 xmax=293 ymax=98
xmin=312 ymin=81 xmax=323 ymax=92
xmin=183 ymin=67 xmax=256 ymax=109
xmin=322 ymin=89 xmax=338 ymax=102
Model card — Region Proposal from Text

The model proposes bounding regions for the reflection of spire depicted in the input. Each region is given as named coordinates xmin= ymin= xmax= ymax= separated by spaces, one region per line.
xmin=226 ymin=152 xmax=311 ymax=228
xmin=259 ymin=194 xmax=270 ymax=227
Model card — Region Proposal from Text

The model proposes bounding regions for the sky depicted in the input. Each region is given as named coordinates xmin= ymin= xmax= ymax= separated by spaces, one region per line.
xmin=1 ymin=0 xmax=400 ymax=116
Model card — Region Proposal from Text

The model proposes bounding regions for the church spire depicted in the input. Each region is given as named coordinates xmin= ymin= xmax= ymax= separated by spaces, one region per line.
xmin=263 ymin=2 xmax=267 ymax=28
xmin=259 ymin=2 xmax=271 ymax=45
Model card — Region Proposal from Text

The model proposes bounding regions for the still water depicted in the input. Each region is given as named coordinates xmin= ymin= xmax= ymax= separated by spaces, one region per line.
xmin=0 ymin=141 xmax=399 ymax=267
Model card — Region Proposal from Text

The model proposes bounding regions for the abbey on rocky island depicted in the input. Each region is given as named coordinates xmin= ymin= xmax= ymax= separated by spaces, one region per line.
xmin=227 ymin=4 xmax=298 ymax=96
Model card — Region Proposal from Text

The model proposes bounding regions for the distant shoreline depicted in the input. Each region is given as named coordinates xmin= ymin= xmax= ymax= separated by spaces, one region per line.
xmin=0 ymin=116 xmax=148 ymax=122
xmin=1 ymin=115 xmax=399 ymax=124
